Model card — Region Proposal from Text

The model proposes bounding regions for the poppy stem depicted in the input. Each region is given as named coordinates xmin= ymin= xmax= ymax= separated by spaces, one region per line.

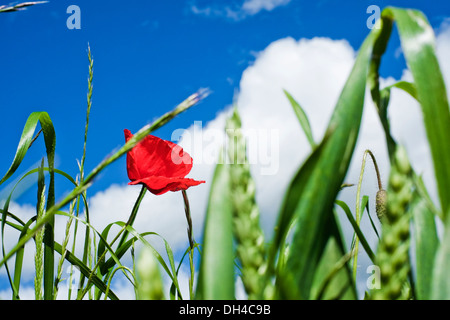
xmin=182 ymin=190 xmax=195 ymax=249
xmin=353 ymin=149 xmax=383 ymax=281
xmin=182 ymin=190 xmax=195 ymax=299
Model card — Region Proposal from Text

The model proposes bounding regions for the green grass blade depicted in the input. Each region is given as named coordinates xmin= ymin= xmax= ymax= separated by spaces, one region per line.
xmin=117 ymin=186 xmax=147 ymax=256
xmin=0 ymin=111 xmax=57 ymax=300
xmin=310 ymin=235 xmax=354 ymax=300
xmin=0 ymin=112 xmax=48 ymax=186
xmin=0 ymin=1 xmax=47 ymax=13
xmin=196 ymin=157 xmax=235 ymax=300
xmin=377 ymin=7 xmax=450 ymax=215
xmin=335 ymin=200 xmax=376 ymax=263
xmin=276 ymin=26 xmax=380 ymax=299
xmin=1 ymin=189 xmax=19 ymax=299
xmin=13 ymin=217 xmax=36 ymax=300
xmin=53 ymin=241 xmax=119 ymax=300
xmin=95 ymin=220 xmax=183 ymax=299
xmin=431 ymin=209 xmax=450 ymax=299
xmin=1 ymin=211 xmax=119 ymax=300
xmin=283 ymin=89 xmax=316 ymax=148
xmin=391 ymin=7 xmax=450 ymax=215
xmin=386 ymin=81 xmax=418 ymax=100
xmin=411 ymin=187 xmax=439 ymax=300
xmin=267 ymin=132 xmax=330 ymax=276
xmin=36 ymin=113 xmax=56 ymax=300
xmin=34 ymin=159 xmax=46 ymax=300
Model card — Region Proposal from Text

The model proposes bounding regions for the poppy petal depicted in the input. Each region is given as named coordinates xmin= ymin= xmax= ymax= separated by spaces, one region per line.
xmin=124 ymin=129 xmax=193 ymax=179
xmin=124 ymin=129 xmax=141 ymax=181
xmin=129 ymin=176 xmax=205 ymax=195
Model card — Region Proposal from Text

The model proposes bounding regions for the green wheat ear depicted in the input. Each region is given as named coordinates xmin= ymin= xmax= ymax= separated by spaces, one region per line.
xmin=226 ymin=107 xmax=267 ymax=300
xmin=371 ymin=146 xmax=413 ymax=300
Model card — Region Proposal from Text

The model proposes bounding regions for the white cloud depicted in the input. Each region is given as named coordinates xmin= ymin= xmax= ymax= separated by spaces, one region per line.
xmin=190 ymin=0 xmax=291 ymax=21
xmin=241 ymin=0 xmax=291 ymax=15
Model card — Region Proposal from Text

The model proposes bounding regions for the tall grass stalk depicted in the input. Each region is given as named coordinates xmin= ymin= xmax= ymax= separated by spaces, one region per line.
xmin=182 ymin=189 xmax=196 ymax=299
xmin=352 ymin=149 xmax=383 ymax=280
xmin=75 ymin=44 xmax=95 ymax=300
xmin=53 ymin=198 xmax=76 ymax=299
xmin=34 ymin=161 xmax=46 ymax=300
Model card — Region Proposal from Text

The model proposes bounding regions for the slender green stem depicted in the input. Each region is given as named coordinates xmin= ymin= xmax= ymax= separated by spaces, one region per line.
xmin=182 ymin=190 xmax=195 ymax=299
xmin=78 ymin=47 xmax=95 ymax=297
xmin=53 ymin=198 xmax=77 ymax=299
xmin=34 ymin=182 xmax=46 ymax=300
xmin=117 ymin=186 xmax=147 ymax=250
xmin=352 ymin=149 xmax=383 ymax=280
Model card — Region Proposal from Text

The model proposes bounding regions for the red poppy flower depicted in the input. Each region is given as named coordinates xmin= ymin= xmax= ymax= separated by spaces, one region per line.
xmin=124 ymin=129 xmax=205 ymax=195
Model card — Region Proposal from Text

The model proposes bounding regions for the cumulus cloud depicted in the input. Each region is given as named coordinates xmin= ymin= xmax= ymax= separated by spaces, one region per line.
xmin=190 ymin=0 xmax=291 ymax=21
xmin=241 ymin=0 xmax=291 ymax=15
xmin=3 ymin=21 xmax=450 ymax=299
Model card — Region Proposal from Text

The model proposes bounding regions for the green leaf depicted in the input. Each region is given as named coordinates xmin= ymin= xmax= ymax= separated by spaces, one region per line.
xmin=276 ymin=25 xmax=380 ymax=299
xmin=196 ymin=159 xmax=235 ymax=300
xmin=53 ymin=241 xmax=119 ymax=300
xmin=310 ymin=235 xmax=354 ymax=300
xmin=335 ymin=200 xmax=376 ymax=263
xmin=386 ymin=81 xmax=418 ymax=100
xmin=0 ymin=211 xmax=119 ymax=300
xmin=0 ymin=112 xmax=54 ymax=187
xmin=372 ymin=8 xmax=450 ymax=215
xmin=388 ymin=8 xmax=450 ymax=215
xmin=267 ymin=131 xmax=330 ymax=274
xmin=411 ymin=188 xmax=439 ymax=300
xmin=284 ymin=89 xmax=316 ymax=148
xmin=431 ymin=209 xmax=450 ymax=299
xmin=0 ymin=112 xmax=56 ymax=300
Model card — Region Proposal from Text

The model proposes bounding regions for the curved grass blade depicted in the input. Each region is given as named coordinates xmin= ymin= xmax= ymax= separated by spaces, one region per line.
xmin=311 ymin=237 xmax=354 ymax=300
xmin=267 ymin=131 xmax=330 ymax=277
xmin=0 ymin=111 xmax=55 ymax=188
xmin=1 ymin=211 xmax=119 ymax=300
xmin=52 ymin=213 xmax=134 ymax=300
xmin=96 ymin=220 xmax=183 ymax=299
xmin=385 ymin=81 xmax=418 ymax=100
xmin=53 ymin=241 xmax=119 ymax=300
xmin=335 ymin=200 xmax=376 ymax=263
xmin=276 ymin=26 xmax=382 ymax=299
xmin=0 ymin=1 xmax=47 ymax=13
xmin=13 ymin=216 xmax=36 ymax=300
xmin=431 ymin=207 xmax=450 ymax=299
xmin=410 ymin=186 xmax=439 ymax=300
xmin=284 ymin=89 xmax=316 ymax=148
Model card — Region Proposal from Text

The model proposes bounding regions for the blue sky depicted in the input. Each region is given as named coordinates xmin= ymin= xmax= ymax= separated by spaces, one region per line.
xmin=1 ymin=0 xmax=450 ymax=299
